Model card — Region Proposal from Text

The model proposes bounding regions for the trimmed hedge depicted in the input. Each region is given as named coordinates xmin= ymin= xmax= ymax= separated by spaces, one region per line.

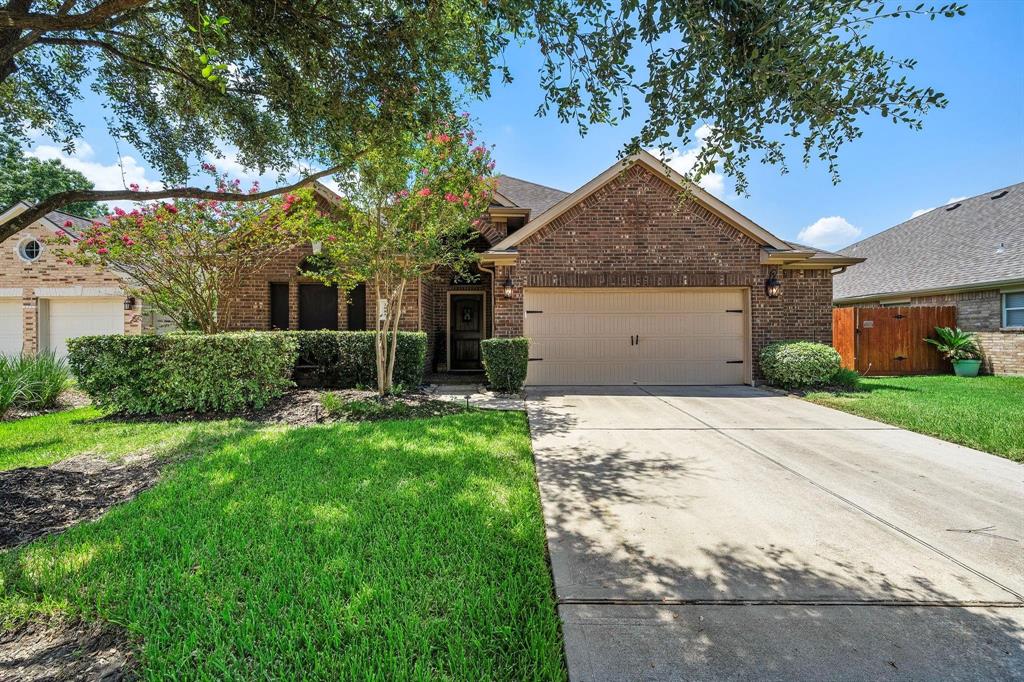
xmin=284 ymin=331 xmax=426 ymax=389
xmin=480 ymin=337 xmax=529 ymax=393
xmin=760 ymin=340 xmax=842 ymax=389
xmin=68 ymin=332 xmax=298 ymax=414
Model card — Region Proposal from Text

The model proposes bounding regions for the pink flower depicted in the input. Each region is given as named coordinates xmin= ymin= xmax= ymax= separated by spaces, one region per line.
xmin=417 ymin=187 xmax=432 ymax=197
xmin=165 ymin=204 xmax=178 ymax=214
xmin=129 ymin=183 xmax=140 ymax=192
xmin=64 ymin=220 xmax=74 ymax=227
xmin=420 ymin=168 xmax=430 ymax=175
xmin=113 ymin=207 xmax=126 ymax=217
xmin=326 ymin=235 xmax=337 ymax=242
xmin=435 ymin=133 xmax=452 ymax=144
xmin=444 ymin=192 xmax=460 ymax=203
xmin=97 ymin=247 xmax=109 ymax=255
xmin=65 ymin=258 xmax=74 ymax=265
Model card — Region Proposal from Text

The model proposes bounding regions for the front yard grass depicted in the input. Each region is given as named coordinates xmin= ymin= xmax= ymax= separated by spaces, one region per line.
xmin=0 ymin=410 xmax=566 ymax=679
xmin=804 ymin=375 xmax=1024 ymax=462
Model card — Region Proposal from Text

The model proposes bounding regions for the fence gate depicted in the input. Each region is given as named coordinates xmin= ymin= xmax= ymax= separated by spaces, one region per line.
xmin=832 ymin=306 xmax=957 ymax=376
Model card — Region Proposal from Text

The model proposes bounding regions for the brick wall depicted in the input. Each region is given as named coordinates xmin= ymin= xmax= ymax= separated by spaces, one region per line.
xmin=975 ymin=330 xmax=1024 ymax=375
xmin=1 ymin=222 xmax=139 ymax=355
xmin=492 ymin=164 xmax=835 ymax=380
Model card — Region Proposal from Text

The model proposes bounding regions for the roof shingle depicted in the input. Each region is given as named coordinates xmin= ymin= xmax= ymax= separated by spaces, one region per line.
xmin=834 ymin=183 xmax=1024 ymax=301
xmin=494 ymin=176 xmax=568 ymax=216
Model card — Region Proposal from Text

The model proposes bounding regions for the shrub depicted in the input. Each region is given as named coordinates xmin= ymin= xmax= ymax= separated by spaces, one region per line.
xmin=480 ymin=338 xmax=529 ymax=393
xmin=829 ymin=367 xmax=861 ymax=390
xmin=69 ymin=332 xmax=298 ymax=414
xmin=285 ymin=330 xmax=426 ymax=389
xmin=760 ymin=341 xmax=842 ymax=389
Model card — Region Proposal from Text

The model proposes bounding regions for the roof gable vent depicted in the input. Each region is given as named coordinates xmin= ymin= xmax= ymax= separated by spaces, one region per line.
xmin=945 ymin=203 xmax=962 ymax=211
xmin=991 ymin=190 xmax=1009 ymax=200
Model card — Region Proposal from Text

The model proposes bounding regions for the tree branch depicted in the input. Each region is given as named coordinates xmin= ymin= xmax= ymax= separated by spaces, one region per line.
xmin=0 ymin=163 xmax=348 ymax=243
xmin=0 ymin=0 xmax=151 ymax=31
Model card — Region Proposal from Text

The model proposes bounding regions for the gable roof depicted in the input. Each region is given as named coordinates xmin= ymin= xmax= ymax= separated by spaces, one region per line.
xmin=489 ymin=151 xmax=796 ymax=253
xmin=493 ymin=176 xmax=569 ymax=216
xmin=834 ymin=182 xmax=1024 ymax=302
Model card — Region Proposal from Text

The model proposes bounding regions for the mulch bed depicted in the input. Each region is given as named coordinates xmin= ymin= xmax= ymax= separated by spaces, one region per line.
xmin=0 ymin=454 xmax=161 ymax=551
xmin=0 ymin=618 xmax=136 ymax=682
xmin=102 ymin=389 xmax=467 ymax=427
xmin=1 ymin=389 xmax=92 ymax=422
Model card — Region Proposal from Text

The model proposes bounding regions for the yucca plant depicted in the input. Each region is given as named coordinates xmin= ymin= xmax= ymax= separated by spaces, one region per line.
xmin=924 ymin=327 xmax=980 ymax=362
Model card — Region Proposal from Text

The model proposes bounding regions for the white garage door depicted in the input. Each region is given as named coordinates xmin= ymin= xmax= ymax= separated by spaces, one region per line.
xmin=0 ymin=299 xmax=23 ymax=357
xmin=46 ymin=298 xmax=124 ymax=358
xmin=523 ymin=288 xmax=748 ymax=385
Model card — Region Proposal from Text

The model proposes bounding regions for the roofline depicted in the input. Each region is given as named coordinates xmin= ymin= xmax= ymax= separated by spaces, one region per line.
xmin=491 ymin=151 xmax=792 ymax=252
xmin=840 ymin=180 xmax=1024 ymax=253
xmin=834 ymin=277 xmax=1024 ymax=304
xmin=491 ymin=190 xmax=517 ymax=207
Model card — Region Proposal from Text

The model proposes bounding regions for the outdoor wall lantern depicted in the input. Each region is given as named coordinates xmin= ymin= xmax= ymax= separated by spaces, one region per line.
xmin=124 ymin=296 xmax=136 ymax=310
xmin=502 ymin=275 xmax=515 ymax=299
xmin=765 ymin=271 xmax=782 ymax=299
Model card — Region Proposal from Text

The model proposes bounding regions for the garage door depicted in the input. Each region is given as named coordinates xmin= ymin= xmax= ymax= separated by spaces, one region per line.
xmin=0 ymin=299 xmax=23 ymax=357
xmin=523 ymin=288 xmax=748 ymax=385
xmin=46 ymin=298 xmax=124 ymax=358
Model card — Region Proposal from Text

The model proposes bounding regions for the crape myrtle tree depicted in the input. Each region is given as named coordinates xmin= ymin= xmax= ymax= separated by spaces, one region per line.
xmin=303 ymin=115 xmax=495 ymax=396
xmin=49 ymin=171 xmax=318 ymax=333
xmin=0 ymin=0 xmax=964 ymax=241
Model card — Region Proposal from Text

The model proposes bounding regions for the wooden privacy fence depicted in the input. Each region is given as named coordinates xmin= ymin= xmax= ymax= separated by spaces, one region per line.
xmin=833 ymin=306 xmax=957 ymax=376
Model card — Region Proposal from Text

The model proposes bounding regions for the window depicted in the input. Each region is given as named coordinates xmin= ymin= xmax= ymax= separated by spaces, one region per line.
xmin=1003 ymin=292 xmax=1024 ymax=328
xmin=17 ymin=238 xmax=42 ymax=262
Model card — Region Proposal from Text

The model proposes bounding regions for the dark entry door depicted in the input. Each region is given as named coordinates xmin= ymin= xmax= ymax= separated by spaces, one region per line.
xmin=299 ymin=283 xmax=338 ymax=330
xmin=450 ymin=295 xmax=483 ymax=370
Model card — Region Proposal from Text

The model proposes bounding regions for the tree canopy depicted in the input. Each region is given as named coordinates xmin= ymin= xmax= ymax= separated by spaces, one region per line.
xmin=0 ymin=131 xmax=105 ymax=217
xmin=0 ymin=0 xmax=965 ymax=241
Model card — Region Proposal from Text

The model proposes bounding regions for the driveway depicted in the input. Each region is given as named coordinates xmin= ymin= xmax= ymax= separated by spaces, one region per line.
xmin=527 ymin=386 xmax=1024 ymax=681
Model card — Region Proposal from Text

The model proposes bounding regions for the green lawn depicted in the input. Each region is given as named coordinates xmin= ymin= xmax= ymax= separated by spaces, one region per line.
xmin=805 ymin=375 xmax=1024 ymax=462
xmin=1 ymin=409 xmax=566 ymax=680
xmin=0 ymin=407 xmax=253 ymax=471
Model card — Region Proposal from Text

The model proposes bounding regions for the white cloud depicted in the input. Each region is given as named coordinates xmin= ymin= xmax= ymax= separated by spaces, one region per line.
xmin=797 ymin=216 xmax=862 ymax=250
xmin=910 ymin=196 xmax=968 ymax=219
xmin=26 ymin=141 xmax=162 ymax=211
xmin=648 ymin=125 xmax=726 ymax=197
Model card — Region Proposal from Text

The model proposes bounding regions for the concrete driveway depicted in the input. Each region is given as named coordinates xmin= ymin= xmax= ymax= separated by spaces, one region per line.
xmin=527 ymin=386 xmax=1024 ymax=681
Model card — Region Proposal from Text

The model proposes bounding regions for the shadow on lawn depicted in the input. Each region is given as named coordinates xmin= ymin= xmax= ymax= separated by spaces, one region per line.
xmin=1 ymin=412 xmax=567 ymax=680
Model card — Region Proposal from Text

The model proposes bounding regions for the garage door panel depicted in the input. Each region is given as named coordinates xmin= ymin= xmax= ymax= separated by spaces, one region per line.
xmin=47 ymin=298 xmax=124 ymax=358
xmin=524 ymin=288 xmax=748 ymax=386
xmin=0 ymin=299 xmax=23 ymax=357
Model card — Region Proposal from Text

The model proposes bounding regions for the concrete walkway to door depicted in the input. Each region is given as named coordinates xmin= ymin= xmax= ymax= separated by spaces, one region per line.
xmin=526 ymin=386 xmax=1024 ymax=681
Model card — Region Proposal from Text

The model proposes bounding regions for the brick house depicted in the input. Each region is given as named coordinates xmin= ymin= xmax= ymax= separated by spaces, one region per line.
xmin=223 ymin=151 xmax=860 ymax=384
xmin=0 ymin=201 xmax=146 ymax=358
xmin=834 ymin=183 xmax=1023 ymax=375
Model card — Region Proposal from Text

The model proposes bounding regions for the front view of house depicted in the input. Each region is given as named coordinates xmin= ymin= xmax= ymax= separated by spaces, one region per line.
xmin=223 ymin=151 xmax=860 ymax=384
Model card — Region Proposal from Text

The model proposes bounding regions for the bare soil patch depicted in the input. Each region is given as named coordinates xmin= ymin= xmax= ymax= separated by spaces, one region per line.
xmin=0 ymin=454 xmax=160 ymax=551
xmin=0 ymin=618 xmax=136 ymax=682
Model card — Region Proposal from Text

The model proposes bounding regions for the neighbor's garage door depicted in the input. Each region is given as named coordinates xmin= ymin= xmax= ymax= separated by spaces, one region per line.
xmin=46 ymin=298 xmax=124 ymax=358
xmin=523 ymin=288 xmax=748 ymax=385
xmin=0 ymin=298 xmax=23 ymax=357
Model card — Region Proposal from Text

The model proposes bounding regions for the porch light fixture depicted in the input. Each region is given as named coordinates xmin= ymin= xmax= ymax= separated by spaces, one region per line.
xmin=764 ymin=271 xmax=782 ymax=299
xmin=124 ymin=296 xmax=136 ymax=310
xmin=502 ymin=276 xmax=515 ymax=299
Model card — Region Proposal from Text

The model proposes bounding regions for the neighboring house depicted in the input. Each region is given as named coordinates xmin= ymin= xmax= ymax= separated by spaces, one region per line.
xmin=225 ymin=151 xmax=860 ymax=384
xmin=0 ymin=201 xmax=146 ymax=358
xmin=834 ymin=183 xmax=1023 ymax=375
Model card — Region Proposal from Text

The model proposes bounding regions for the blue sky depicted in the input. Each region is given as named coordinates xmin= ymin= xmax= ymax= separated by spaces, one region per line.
xmin=27 ymin=1 xmax=1024 ymax=251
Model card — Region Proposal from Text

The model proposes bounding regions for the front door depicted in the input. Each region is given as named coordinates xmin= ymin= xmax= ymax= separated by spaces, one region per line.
xmin=450 ymin=295 xmax=484 ymax=370
xmin=298 ymin=283 xmax=338 ymax=330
